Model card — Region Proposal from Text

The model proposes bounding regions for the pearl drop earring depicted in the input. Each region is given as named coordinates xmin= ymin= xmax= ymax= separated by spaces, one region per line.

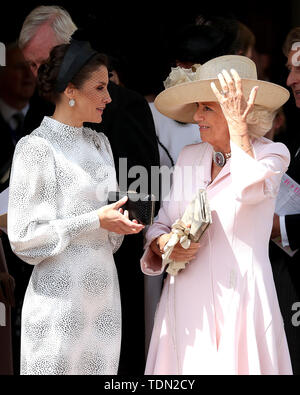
xmin=69 ymin=99 xmax=75 ymax=107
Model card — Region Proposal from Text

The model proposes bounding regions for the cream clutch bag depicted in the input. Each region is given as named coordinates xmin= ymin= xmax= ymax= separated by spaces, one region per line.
xmin=180 ymin=189 xmax=212 ymax=243
xmin=162 ymin=189 xmax=212 ymax=276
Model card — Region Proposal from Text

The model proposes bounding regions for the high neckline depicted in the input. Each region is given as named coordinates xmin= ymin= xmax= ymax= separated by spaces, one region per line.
xmin=42 ymin=116 xmax=84 ymax=135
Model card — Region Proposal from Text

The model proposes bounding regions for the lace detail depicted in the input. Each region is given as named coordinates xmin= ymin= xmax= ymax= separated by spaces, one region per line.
xmin=8 ymin=116 xmax=123 ymax=375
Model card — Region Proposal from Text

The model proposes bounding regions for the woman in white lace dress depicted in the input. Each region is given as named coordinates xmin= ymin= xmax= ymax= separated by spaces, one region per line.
xmin=7 ymin=40 xmax=144 ymax=375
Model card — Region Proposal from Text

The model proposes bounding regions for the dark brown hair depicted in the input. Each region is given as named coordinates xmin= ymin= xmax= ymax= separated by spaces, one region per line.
xmin=230 ymin=22 xmax=255 ymax=56
xmin=37 ymin=43 xmax=108 ymax=103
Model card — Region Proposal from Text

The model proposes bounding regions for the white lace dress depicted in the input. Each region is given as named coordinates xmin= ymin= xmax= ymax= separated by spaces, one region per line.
xmin=8 ymin=116 xmax=123 ymax=375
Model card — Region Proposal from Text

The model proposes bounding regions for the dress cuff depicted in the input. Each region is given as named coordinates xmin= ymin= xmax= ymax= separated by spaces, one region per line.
xmin=229 ymin=140 xmax=283 ymax=203
xmin=79 ymin=210 xmax=101 ymax=232
xmin=230 ymin=140 xmax=280 ymax=183
xmin=141 ymin=233 xmax=167 ymax=276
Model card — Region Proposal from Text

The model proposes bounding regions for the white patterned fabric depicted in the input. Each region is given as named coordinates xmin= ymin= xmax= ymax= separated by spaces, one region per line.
xmin=8 ymin=116 xmax=123 ymax=375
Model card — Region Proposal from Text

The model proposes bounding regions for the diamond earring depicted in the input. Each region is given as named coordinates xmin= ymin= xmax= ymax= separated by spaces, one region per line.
xmin=69 ymin=99 xmax=75 ymax=107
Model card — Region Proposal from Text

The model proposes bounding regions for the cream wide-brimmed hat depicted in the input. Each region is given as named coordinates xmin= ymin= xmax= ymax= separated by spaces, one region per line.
xmin=154 ymin=55 xmax=290 ymax=126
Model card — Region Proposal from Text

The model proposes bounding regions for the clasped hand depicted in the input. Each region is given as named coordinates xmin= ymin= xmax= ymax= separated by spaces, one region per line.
xmin=156 ymin=232 xmax=201 ymax=262
xmin=97 ymin=196 xmax=144 ymax=235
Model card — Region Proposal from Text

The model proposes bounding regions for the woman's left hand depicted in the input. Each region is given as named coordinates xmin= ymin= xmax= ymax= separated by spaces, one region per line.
xmin=211 ymin=69 xmax=258 ymax=135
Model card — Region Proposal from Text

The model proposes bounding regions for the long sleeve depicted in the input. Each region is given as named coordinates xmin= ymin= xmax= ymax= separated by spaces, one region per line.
xmin=8 ymin=136 xmax=100 ymax=265
xmin=230 ymin=140 xmax=290 ymax=205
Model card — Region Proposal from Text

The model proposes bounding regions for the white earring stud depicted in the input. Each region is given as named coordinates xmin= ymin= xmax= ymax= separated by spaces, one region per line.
xmin=69 ymin=99 xmax=75 ymax=107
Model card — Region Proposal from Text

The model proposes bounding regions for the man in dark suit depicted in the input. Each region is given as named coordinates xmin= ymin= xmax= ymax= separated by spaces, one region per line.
xmin=270 ymin=27 xmax=300 ymax=375
xmin=0 ymin=42 xmax=37 ymax=374
xmin=0 ymin=42 xmax=36 ymax=189
xmin=18 ymin=5 xmax=160 ymax=375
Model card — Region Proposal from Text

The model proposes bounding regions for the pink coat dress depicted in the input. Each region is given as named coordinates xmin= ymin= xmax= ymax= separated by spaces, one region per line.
xmin=141 ymin=138 xmax=293 ymax=375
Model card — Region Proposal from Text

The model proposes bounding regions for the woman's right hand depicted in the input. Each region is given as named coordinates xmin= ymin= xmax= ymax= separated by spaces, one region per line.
xmin=152 ymin=233 xmax=201 ymax=261
xmin=97 ymin=196 xmax=145 ymax=235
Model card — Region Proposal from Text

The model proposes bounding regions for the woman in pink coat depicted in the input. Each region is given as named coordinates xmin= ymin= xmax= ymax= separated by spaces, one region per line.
xmin=141 ymin=55 xmax=293 ymax=374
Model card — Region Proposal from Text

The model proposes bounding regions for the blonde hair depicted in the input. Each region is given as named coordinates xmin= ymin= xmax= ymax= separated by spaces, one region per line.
xmin=246 ymin=105 xmax=277 ymax=137
xmin=19 ymin=5 xmax=77 ymax=49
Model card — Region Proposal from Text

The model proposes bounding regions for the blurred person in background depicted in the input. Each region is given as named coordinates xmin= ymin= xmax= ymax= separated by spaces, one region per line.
xmin=0 ymin=41 xmax=36 ymax=374
xmin=0 ymin=42 xmax=36 ymax=190
xmin=269 ymin=27 xmax=300 ymax=375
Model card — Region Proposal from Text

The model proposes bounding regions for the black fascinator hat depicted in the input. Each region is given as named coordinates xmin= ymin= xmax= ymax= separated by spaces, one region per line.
xmin=55 ymin=39 xmax=97 ymax=92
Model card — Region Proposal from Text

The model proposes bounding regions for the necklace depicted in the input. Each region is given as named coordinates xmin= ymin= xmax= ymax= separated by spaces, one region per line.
xmin=213 ymin=151 xmax=231 ymax=167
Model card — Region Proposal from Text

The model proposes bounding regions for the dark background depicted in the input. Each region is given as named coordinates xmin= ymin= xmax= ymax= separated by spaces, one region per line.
xmin=1 ymin=0 xmax=299 ymax=92
xmin=1 ymin=0 xmax=300 ymax=148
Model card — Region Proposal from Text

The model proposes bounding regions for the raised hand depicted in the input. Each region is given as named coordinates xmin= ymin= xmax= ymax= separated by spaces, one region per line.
xmin=97 ymin=196 xmax=144 ymax=234
xmin=211 ymin=68 xmax=258 ymax=134
xmin=210 ymin=69 xmax=257 ymax=157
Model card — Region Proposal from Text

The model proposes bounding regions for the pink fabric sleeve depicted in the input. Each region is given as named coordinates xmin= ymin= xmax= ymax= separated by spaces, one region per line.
xmin=230 ymin=140 xmax=290 ymax=205
xmin=140 ymin=148 xmax=189 ymax=276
